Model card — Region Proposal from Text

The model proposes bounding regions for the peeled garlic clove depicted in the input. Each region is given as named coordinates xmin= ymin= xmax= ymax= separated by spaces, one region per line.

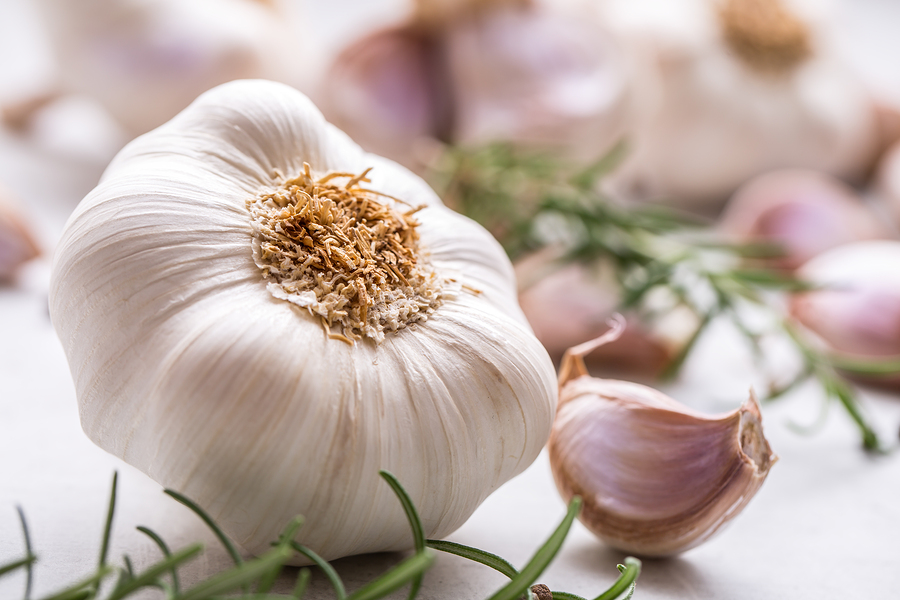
xmin=36 ymin=0 xmax=296 ymax=136
xmin=602 ymin=0 xmax=880 ymax=208
xmin=50 ymin=80 xmax=557 ymax=563
xmin=549 ymin=318 xmax=776 ymax=556
xmin=719 ymin=169 xmax=887 ymax=270
xmin=790 ymin=241 xmax=900 ymax=383
xmin=0 ymin=188 xmax=41 ymax=282
xmin=444 ymin=0 xmax=631 ymax=160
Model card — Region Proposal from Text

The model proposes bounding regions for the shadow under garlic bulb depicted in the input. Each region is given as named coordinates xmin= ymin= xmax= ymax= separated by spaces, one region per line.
xmin=549 ymin=318 xmax=776 ymax=556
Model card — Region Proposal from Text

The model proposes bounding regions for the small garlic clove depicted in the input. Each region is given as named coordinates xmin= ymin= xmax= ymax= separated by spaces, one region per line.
xmin=0 ymin=188 xmax=41 ymax=282
xmin=549 ymin=317 xmax=776 ymax=556
xmin=719 ymin=169 xmax=888 ymax=271
xmin=790 ymin=241 xmax=900 ymax=385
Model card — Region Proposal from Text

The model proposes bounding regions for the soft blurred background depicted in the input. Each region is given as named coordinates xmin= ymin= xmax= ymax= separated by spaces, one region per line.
xmin=3 ymin=0 xmax=900 ymax=598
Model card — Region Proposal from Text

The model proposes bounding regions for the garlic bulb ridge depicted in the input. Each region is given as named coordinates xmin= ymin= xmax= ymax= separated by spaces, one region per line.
xmin=549 ymin=318 xmax=776 ymax=556
xmin=49 ymin=80 xmax=557 ymax=563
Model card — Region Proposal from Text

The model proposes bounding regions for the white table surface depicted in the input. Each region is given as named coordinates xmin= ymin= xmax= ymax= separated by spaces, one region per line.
xmin=2 ymin=1 xmax=900 ymax=598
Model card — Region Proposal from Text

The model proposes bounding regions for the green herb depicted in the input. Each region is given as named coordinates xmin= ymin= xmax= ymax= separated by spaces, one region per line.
xmin=2 ymin=472 xmax=640 ymax=600
xmin=431 ymin=142 xmax=895 ymax=451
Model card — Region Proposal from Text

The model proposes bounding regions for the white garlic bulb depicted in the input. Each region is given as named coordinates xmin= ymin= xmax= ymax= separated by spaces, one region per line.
xmin=719 ymin=169 xmax=887 ymax=271
xmin=49 ymin=80 xmax=557 ymax=562
xmin=790 ymin=241 xmax=900 ymax=381
xmin=319 ymin=0 xmax=631 ymax=170
xmin=601 ymin=0 xmax=881 ymax=208
xmin=0 ymin=187 xmax=41 ymax=282
xmin=549 ymin=318 xmax=776 ymax=556
xmin=35 ymin=0 xmax=298 ymax=136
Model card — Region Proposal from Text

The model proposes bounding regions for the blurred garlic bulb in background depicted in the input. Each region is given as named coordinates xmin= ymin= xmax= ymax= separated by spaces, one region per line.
xmin=877 ymin=140 xmax=900 ymax=230
xmin=32 ymin=0 xmax=300 ymax=136
xmin=0 ymin=186 xmax=41 ymax=282
xmin=319 ymin=0 xmax=631 ymax=171
xmin=516 ymin=253 xmax=697 ymax=376
xmin=49 ymin=80 xmax=557 ymax=562
xmin=719 ymin=169 xmax=888 ymax=270
xmin=549 ymin=318 xmax=776 ymax=556
xmin=601 ymin=0 xmax=881 ymax=209
xmin=790 ymin=241 xmax=900 ymax=381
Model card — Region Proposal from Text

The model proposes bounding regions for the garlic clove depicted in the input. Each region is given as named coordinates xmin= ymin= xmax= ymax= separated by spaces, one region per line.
xmin=790 ymin=241 xmax=900 ymax=385
xmin=549 ymin=317 xmax=776 ymax=556
xmin=50 ymin=80 xmax=557 ymax=563
xmin=719 ymin=169 xmax=888 ymax=271
xmin=0 ymin=187 xmax=42 ymax=282
xmin=877 ymin=139 xmax=900 ymax=229
xmin=444 ymin=0 xmax=631 ymax=161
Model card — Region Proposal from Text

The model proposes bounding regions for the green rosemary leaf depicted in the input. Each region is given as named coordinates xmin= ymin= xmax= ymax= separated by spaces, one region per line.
xmin=106 ymin=544 xmax=203 ymax=600
xmin=257 ymin=517 xmax=306 ymax=595
xmin=826 ymin=355 xmax=900 ymax=377
xmin=425 ymin=540 xmax=518 ymax=579
xmin=171 ymin=545 xmax=292 ymax=600
xmin=569 ymin=141 xmax=627 ymax=191
xmin=484 ymin=497 xmax=582 ymax=600
xmin=378 ymin=470 xmax=426 ymax=600
xmin=123 ymin=555 xmax=135 ymax=578
xmin=593 ymin=558 xmax=641 ymax=600
xmin=164 ymin=489 xmax=243 ymax=567
xmin=0 ymin=555 xmax=37 ymax=578
xmin=36 ymin=565 xmax=113 ymax=600
xmin=823 ymin=375 xmax=881 ymax=451
xmin=344 ymin=550 xmax=435 ymax=600
xmin=659 ymin=310 xmax=714 ymax=381
xmin=136 ymin=525 xmax=180 ymax=594
xmin=16 ymin=505 xmax=34 ymax=598
xmin=292 ymin=568 xmax=311 ymax=599
xmin=98 ymin=472 xmax=119 ymax=572
xmin=289 ymin=542 xmax=347 ymax=600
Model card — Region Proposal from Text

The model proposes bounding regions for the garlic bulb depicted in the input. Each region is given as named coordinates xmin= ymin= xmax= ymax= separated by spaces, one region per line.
xmin=719 ymin=169 xmax=887 ymax=270
xmin=0 ymin=187 xmax=41 ymax=282
xmin=602 ymin=0 xmax=881 ymax=208
xmin=319 ymin=0 xmax=631 ymax=170
xmin=877 ymin=139 xmax=900 ymax=229
xmin=549 ymin=318 xmax=776 ymax=556
xmin=35 ymin=0 xmax=298 ymax=136
xmin=790 ymin=241 xmax=900 ymax=375
xmin=49 ymin=80 xmax=557 ymax=562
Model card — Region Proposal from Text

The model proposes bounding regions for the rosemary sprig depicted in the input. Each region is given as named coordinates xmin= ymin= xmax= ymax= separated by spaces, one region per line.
xmin=432 ymin=142 xmax=894 ymax=451
xmin=2 ymin=472 xmax=641 ymax=600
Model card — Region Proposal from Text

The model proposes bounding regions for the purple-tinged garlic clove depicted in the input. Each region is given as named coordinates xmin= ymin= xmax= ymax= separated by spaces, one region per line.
xmin=549 ymin=317 xmax=776 ymax=556
xmin=0 ymin=189 xmax=42 ymax=282
xmin=790 ymin=241 xmax=900 ymax=386
xmin=719 ymin=169 xmax=887 ymax=271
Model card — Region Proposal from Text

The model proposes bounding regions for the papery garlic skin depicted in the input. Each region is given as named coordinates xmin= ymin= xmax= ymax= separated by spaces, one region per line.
xmin=548 ymin=322 xmax=775 ymax=556
xmin=49 ymin=80 xmax=557 ymax=562
xmin=790 ymin=241 xmax=900 ymax=363
xmin=601 ymin=0 xmax=880 ymax=208
xmin=36 ymin=0 xmax=297 ymax=136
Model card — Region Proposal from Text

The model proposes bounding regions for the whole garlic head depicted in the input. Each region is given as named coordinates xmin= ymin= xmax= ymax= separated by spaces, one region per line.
xmin=49 ymin=80 xmax=557 ymax=562
xmin=549 ymin=318 xmax=776 ymax=556
xmin=602 ymin=0 xmax=880 ymax=208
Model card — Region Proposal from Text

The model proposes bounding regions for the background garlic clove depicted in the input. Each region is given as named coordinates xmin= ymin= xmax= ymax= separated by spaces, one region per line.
xmin=0 ymin=186 xmax=41 ymax=282
xmin=876 ymin=139 xmax=900 ymax=230
xmin=790 ymin=241 xmax=900 ymax=385
xmin=34 ymin=0 xmax=299 ymax=136
xmin=549 ymin=378 xmax=775 ymax=556
xmin=601 ymin=0 xmax=881 ymax=209
xmin=718 ymin=169 xmax=889 ymax=270
xmin=443 ymin=0 xmax=632 ymax=161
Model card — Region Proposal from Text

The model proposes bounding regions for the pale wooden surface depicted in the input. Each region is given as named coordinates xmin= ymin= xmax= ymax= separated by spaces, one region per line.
xmin=2 ymin=1 xmax=900 ymax=598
